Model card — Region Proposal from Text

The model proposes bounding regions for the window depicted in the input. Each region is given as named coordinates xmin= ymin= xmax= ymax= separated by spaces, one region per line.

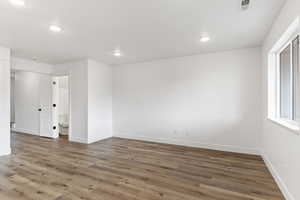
xmin=268 ymin=17 xmax=300 ymax=131
xmin=279 ymin=36 xmax=299 ymax=121
xmin=293 ymin=36 xmax=300 ymax=121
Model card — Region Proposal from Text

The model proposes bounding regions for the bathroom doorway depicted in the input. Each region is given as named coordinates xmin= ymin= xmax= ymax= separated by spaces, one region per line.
xmin=57 ymin=76 xmax=69 ymax=139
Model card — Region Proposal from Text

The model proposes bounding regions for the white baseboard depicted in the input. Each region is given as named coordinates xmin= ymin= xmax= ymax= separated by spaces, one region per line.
xmin=69 ymin=136 xmax=88 ymax=144
xmin=114 ymin=133 xmax=260 ymax=155
xmin=11 ymin=127 xmax=39 ymax=136
xmin=88 ymin=135 xmax=112 ymax=144
xmin=12 ymin=128 xmax=59 ymax=139
xmin=0 ymin=147 xmax=11 ymax=157
xmin=262 ymin=152 xmax=295 ymax=200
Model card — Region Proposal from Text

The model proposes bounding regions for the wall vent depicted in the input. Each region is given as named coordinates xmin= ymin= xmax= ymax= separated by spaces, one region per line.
xmin=241 ymin=0 xmax=250 ymax=10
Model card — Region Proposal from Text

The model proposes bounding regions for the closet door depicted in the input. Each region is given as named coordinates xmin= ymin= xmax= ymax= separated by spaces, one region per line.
xmin=39 ymin=74 xmax=54 ymax=138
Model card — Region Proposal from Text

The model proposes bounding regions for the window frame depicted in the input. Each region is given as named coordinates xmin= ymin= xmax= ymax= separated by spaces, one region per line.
xmin=275 ymin=35 xmax=299 ymax=122
xmin=268 ymin=17 xmax=300 ymax=133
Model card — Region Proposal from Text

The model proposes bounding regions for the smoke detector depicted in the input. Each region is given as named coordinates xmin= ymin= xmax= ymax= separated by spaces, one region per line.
xmin=241 ymin=0 xmax=250 ymax=10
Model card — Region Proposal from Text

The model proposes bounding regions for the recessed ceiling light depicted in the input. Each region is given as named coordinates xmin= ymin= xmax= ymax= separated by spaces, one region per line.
xmin=200 ymin=36 xmax=210 ymax=43
xmin=10 ymin=0 xmax=25 ymax=7
xmin=113 ymin=49 xmax=122 ymax=57
xmin=49 ymin=25 xmax=62 ymax=33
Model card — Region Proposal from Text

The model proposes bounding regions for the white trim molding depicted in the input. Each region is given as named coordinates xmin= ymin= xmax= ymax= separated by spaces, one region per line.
xmin=87 ymin=135 xmax=112 ymax=144
xmin=0 ymin=147 xmax=11 ymax=157
xmin=114 ymin=132 xmax=260 ymax=155
xmin=268 ymin=17 xmax=300 ymax=133
xmin=12 ymin=128 xmax=39 ymax=136
xmin=262 ymin=152 xmax=295 ymax=200
xmin=69 ymin=135 xmax=88 ymax=144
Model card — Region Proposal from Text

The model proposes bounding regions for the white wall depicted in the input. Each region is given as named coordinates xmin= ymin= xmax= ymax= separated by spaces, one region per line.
xmin=14 ymin=71 xmax=40 ymax=135
xmin=11 ymin=58 xmax=56 ymax=136
xmin=0 ymin=46 xmax=11 ymax=156
xmin=54 ymin=59 xmax=113 ymax=144
xmin=113 ymin=47 xmax=262 ymax=154
xmin=55 ymin=60 xmax=88 ymax=143
xmin=87 ymin=59 xmax=113 ymax=143
xmin=262 ymin=0 xmax=300 ymax=200
xmin=11 ymin=58 xmax=110 ymax=143
xmin=12 ymin=57 xmax=54 ymax=74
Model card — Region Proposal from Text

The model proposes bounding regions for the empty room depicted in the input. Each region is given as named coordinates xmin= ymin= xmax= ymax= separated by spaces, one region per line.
xmin=0 ymin=0 xmax=299 ymax=200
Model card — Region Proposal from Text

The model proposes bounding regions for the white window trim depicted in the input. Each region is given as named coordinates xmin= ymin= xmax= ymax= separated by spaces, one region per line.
xmin=267 ymin=117 xmax=299 ymax=133
xmin=268 ymin=17 xmax=300 ymax=134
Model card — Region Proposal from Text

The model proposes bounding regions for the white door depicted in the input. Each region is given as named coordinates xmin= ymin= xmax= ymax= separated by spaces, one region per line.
xmin=39 ymin=74 xmax=54 ymax=138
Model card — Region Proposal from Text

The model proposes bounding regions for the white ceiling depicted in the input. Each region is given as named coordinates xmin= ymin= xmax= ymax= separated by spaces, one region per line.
xmin=0 ymin=0 xmax=285 ymax=65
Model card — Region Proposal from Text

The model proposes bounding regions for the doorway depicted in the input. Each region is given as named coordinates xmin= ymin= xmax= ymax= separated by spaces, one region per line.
xmin=10 ymin=70 xmax=63 ymax=139
xmin=56 ymin=76 xmax=70 ymax=139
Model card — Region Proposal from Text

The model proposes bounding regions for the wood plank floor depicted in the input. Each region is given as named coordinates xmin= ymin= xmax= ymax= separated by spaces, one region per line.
xmin=0 ymin=132 xmax=284 ymax=200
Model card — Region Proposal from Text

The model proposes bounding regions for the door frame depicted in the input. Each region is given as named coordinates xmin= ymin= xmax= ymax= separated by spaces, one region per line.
xmin=11 ymin=69 xmax=54 ymax=137
xmin=52 ymin=75 xmax=71 ymax=141
xmin=10 ymin=69 xmax=72 ymax=140
xmin=52 ymin=77 xmax=59 ymax=138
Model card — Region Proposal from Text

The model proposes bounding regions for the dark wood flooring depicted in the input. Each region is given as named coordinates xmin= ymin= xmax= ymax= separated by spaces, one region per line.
xmin=0 ymin=132 xmax=284 ymax=200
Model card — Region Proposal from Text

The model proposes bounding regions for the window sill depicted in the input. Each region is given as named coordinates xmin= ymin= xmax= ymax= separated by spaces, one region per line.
xmin=267 ymin=117 xmax=300 ymax=135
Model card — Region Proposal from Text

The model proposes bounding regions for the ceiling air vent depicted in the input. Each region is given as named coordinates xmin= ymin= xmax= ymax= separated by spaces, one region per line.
xmin=241 ymin=0 xmax=250 ymax=10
